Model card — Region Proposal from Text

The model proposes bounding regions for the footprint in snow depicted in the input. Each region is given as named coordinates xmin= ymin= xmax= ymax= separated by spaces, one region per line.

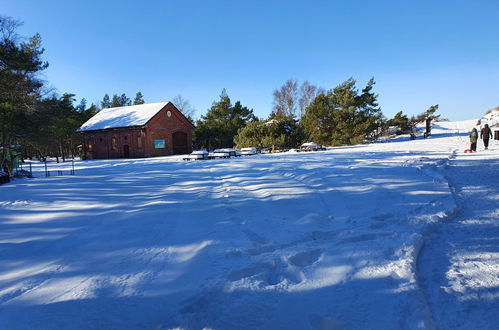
xmin=289 ymin=249 xmax=322 ymax=267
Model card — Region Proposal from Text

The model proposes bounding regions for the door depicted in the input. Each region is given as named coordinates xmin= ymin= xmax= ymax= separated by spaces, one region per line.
xmin=172 ymin=131 xmax=188 ymax=154
xmin=123 ymin=145 xmax=130 ymax=158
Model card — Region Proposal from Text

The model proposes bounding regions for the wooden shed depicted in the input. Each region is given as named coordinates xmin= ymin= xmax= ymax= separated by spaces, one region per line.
xmin=78 ymin=102 xmax=194 ymax=159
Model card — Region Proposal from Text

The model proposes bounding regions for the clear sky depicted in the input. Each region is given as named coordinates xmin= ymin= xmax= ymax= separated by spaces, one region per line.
xmin=2 ymin=0 xmax=499 ymax=121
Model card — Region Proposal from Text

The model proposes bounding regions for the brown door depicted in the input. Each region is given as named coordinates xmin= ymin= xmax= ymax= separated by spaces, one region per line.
xmin=172 ymin=131 xmax=188 ymax=154
xmin=123 ymin=145 xmax=130 ymax=158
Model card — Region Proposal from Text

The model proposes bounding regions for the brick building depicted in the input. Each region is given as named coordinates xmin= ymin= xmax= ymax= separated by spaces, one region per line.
xmin=78 ymin=102 xmax=194 ymax=159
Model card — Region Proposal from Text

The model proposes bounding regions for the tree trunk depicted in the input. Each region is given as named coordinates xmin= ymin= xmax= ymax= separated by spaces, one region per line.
xmin=69 ymin=138 xmax=74 ymax=159
xmin=61 ymin=140 xmax=66 ymax=162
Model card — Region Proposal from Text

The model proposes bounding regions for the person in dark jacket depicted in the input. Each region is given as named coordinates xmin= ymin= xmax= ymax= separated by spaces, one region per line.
xmin=481 ymin=124 xmax=493 ymax=149
xmin=469 ymin=128 xmax=478 ymax=152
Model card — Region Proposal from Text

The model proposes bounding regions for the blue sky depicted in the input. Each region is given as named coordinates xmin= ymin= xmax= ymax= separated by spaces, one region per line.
xmin=2 ymin=0 xmax=499 ymax=121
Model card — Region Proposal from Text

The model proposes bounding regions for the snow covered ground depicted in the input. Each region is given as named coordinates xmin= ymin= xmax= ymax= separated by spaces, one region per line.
xmin=0 ymin=120 xmax=498 ymax=329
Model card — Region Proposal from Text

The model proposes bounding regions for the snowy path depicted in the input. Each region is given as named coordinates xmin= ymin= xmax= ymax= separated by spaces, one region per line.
xmin=0 ymin=120 xmax=498 ymax=329
xmin=418 ymin=151 xmax=499 ymax=329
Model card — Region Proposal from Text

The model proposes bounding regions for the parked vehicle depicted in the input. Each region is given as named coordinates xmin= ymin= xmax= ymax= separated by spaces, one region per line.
xmin=208 ymin=149 xmax=231 ymax=159
xmin=183 ymin=150 xmax=209 ymax=160
xmin=300 ymin=142 xmax=326 ymax=151
xmin=240 ymin=147 xmax=257 ymax=156
xmin=215 ymin=148 xmax=241 ymax=157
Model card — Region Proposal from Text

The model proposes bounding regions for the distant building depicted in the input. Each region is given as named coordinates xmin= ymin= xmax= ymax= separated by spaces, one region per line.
xmin=78 ymin=102 xmax=194 ymax=159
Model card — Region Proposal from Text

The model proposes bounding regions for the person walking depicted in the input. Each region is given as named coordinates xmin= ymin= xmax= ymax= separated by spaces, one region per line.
xmin=480 ymin=124 xmax=493 ymax=150
xmin=469 ymin=127 xmax=478 ymax=152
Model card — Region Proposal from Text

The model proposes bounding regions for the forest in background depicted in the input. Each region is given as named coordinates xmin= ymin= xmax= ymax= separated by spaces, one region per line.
xmin=1 ymin=15 xmax=441 ymax=169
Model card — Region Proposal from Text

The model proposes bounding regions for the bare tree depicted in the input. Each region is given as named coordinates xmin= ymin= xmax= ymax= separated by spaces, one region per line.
xmin=299 ymin=81 xmax=319 ymax=117
xmin=274 ymin=80 xmax=324 ymax=117
xmin=172 ymin=94 xmax=196 ymax=120
xmin=0 ymin=16 xmax=21 ymax=43
xmin=273 ymin=80 xmax=298 ymax=117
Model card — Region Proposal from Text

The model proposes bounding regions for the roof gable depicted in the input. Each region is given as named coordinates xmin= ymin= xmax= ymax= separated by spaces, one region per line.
xmin=78 ymin=102 xmax=168 ymax=132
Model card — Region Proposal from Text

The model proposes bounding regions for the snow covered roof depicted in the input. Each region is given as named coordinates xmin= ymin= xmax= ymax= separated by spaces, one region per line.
xmin=78 ymin=102 xmax=169 ymax=132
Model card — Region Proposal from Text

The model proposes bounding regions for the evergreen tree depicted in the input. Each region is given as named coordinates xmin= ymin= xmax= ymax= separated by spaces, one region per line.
xmin=110 ymin=93 xmax=131 ymax=107
xmin=84 ymin=104 xmax=99 ymax=118
xmin=133 ymin=91 xmax=144 ymax=105
xmin=352 ymin=78 xmax=383 ymax=142
xmin=119 ymin=93 xmax=131 ymax=106
xmin=76 ymin=98 xmax=87 ymax=112
xmin=111 ymin=94 xmax=120 ymax=107
xmin=300 ymin=92 xmax=336 ymax=145
xmin=32 ymin=94 xmax=82 ymax=162
xmin=386 ymin=111 xmax=414 ymax=134
xmin=0 ymin=16 xmax=48 ymax=169
xmin=101 ymin=94 xmax=111 ymax=109
xmin=234 ymin=113 xmax=304 ymax=151
xmin=194 ymin=89 xmax=256 ymax=149
xmin=301 ymin=78 xmax=382 ymax=146
xmin=414 ymin=104 xmax=440 ymax=123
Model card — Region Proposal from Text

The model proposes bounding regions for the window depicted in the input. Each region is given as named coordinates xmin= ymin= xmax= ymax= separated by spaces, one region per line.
xmin=154 ymin=140 xmax=165 ymax=149
xmin=112 ymin=137 xmax=117 ymax=150
xmin=99 ymin=137 xmax=103 ymax=142
xmin=124 ymin=136 xmax=128 ymax=140
xmin=137 ymin=136 xmax=142 ymax=149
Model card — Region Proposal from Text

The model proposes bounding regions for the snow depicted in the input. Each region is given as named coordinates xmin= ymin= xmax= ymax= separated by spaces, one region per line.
xmin=1 ymin=120 xmax=498 ymax=329
xmin=78 ymin=102 xmax=168 ymax=131
xmin=483 ymin=108 xmax=499 ymax=127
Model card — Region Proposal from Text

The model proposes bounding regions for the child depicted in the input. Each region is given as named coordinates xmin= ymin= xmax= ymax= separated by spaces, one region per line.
xmin=470 ymin=127 xmax=478 ymax=152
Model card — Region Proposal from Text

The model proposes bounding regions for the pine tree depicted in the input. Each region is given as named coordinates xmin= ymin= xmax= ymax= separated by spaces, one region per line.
xmin=0 ymin=16 xmax=48 ymax=170
xmin=234 ymin=113 xmax=304 ymax=150
xmin=76 ymin=98 xmax=87 ymax=112
xmin=194 ymin=89 xmax=256 ymax=149
xmin=301 ymin=78 xmax=382 ymax=146
xmin=387 ymin=111 xmax=413 ymax=134
xmin=133 ymin=92 xmax=144 ymax=105
xmin=110 ymin=94 xmax=119 ymax=107
xmin=101 ymin=94 xmax=111 ymax=109
xmin=32 ymin=94 xmax=82 ymax=162
xmin=414 ymin=104 xmax=440 ymax=123
xmin=119 ymin=94 xmax=131 ymax=107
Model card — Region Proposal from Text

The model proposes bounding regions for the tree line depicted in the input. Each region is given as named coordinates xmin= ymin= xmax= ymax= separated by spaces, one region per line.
xmin=1 ymin=15 xmax=441 ymax=173
xmin=0 ymin=16 xmax=187 ymax=167
xmin=196 ymin=79 xmax=439 ymax=151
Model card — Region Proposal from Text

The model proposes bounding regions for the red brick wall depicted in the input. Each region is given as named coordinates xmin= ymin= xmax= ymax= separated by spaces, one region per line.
xmin=81 ymin=102 xmax=193 ymax=159
xmin=144 ymin=103 xmax=193 ymax=157
xmin=82 ymin=128 xmax=146 ymax=159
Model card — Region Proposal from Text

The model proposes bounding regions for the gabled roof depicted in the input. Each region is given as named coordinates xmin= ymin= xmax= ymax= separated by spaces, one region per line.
xmin=78 ymin=102 xmax=169 ymax=132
